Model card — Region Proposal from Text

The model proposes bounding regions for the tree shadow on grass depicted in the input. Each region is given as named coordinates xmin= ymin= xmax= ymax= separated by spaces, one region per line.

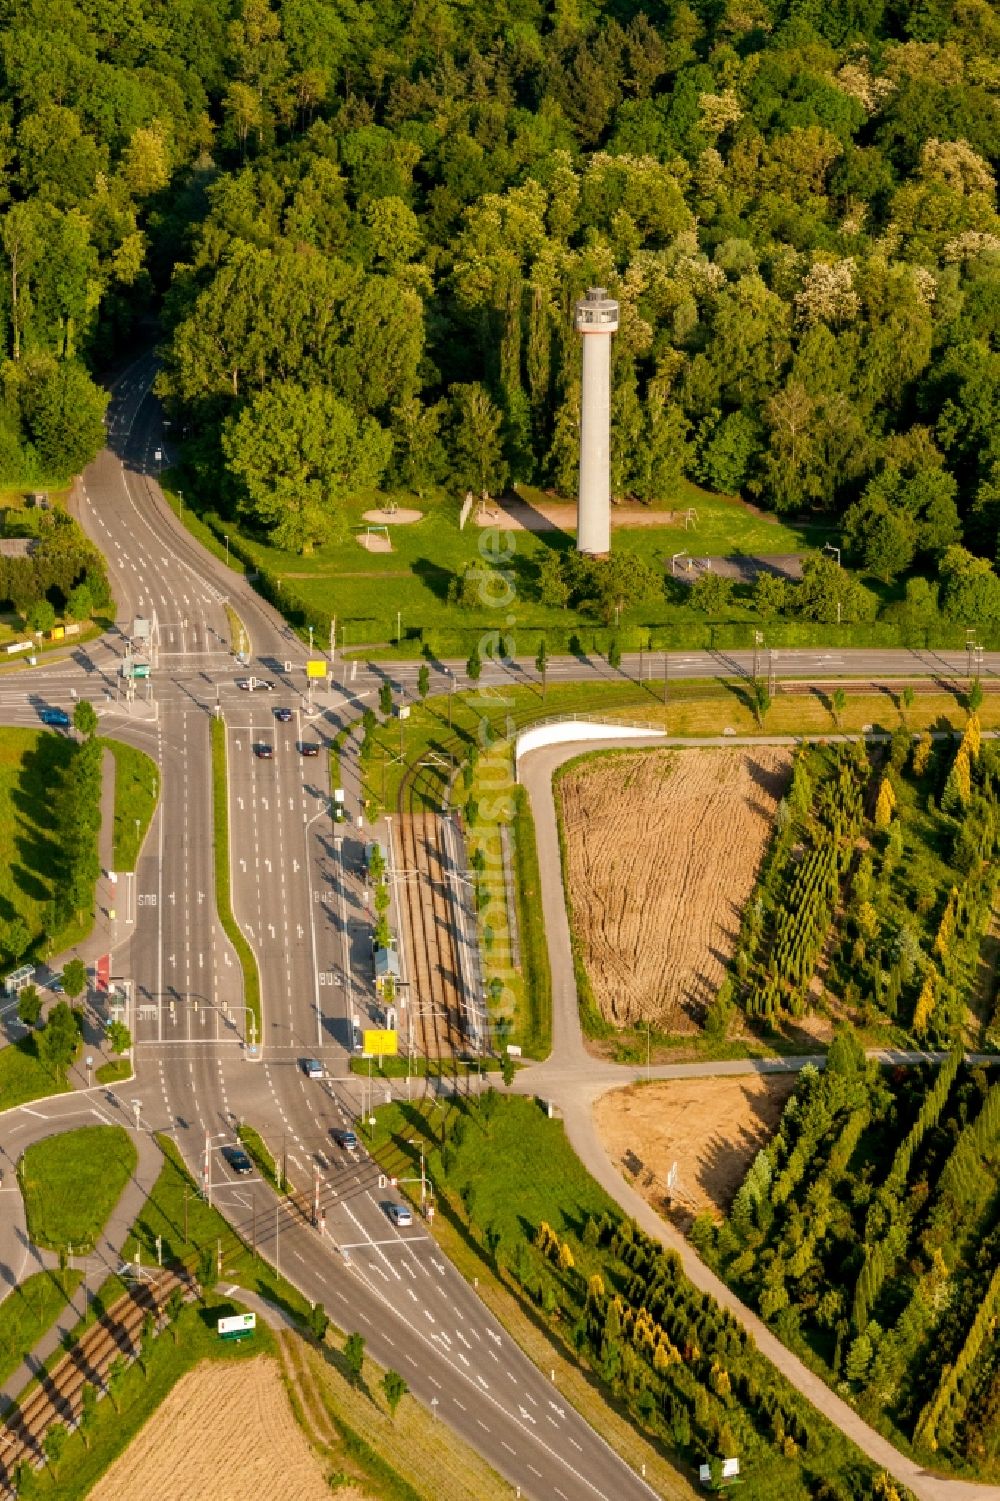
xmin=8 ymin=737 xmax=75 ymax=903
xmin=318 ymin=1339 xmax=374 ymax=1404
xmin=410 ymin=557 xmax=454 ymax=605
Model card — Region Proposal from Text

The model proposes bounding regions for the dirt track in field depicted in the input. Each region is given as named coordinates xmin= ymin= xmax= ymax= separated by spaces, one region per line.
xmin=558 ymin=747 xmax=790 ymax=1029
xmin=88 ymin=1357 xmax=358 ymax=1501
xmin=595 ymin=1075 xmax=797 ymax=1221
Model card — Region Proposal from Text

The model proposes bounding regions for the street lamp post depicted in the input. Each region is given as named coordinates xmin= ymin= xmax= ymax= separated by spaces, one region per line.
xmin=177 ymin=492 xmax=183 ymax=521
xmin=131 ymin=1098 xmax=142 ymax=1131
xmin=308 ymin=624 xmax=314 ymax=654
xmin=824 ymin=543 xmax=841 ymax=567
xmin=85 ymin=1054 xmax=94 ymax=1089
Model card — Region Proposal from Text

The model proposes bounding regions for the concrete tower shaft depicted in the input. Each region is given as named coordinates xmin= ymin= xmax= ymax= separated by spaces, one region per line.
xmin=574 ymin=287 xmax=619 ymax=557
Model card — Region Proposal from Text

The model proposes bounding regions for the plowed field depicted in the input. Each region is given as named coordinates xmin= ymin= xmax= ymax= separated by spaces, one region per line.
xmin=558 ymin=747 xmax=790 ymax=1028
xmin=89 ymin=1356 xmax=360 ymax=1501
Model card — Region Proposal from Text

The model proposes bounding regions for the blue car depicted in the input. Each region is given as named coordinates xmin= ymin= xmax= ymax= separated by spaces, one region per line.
xmin=40 ymin=708 xmax=70 ymax=727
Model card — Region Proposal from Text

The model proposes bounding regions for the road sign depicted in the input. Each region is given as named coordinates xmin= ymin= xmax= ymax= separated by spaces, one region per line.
xmin=364 ymin=1028 xmax=398 ymax=1057
xmin=306 ymin=659 xmax=326 ymax=679
xmin=217 ymin=1312 xmax=256 ymax=1340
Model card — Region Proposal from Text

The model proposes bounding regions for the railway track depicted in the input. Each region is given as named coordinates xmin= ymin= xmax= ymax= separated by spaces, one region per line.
xmin=0 ymin=1269 xmax=191 ymax=1495
xmin=394 ymin=810 xmax=464 ymax=1058
xmin=390 ymin=683 xmax=655 ymax=1061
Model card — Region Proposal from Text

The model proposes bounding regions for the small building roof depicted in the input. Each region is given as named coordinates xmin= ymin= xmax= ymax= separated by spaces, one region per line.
xmin=374 ymin=946 xmax=400 ymax=978
xmin=0 ymin=538 xmax=38 ymax=558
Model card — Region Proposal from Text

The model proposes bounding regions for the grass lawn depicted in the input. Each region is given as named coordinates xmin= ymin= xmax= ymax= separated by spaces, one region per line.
xmin=20 ymin=1125 xmax=137 ymax=1252
xmin=0 ymin=1036 xmax=70 ymax=1111
xmin=0 ymin=1269 xmax=81 ymax=1387
xmin=101 ymin=738 xmax=159 ymax=871
xmin=649 ymin=679 xmax=980 ymax=737
xmin=0 ymin=727 xmax=79 ymax=963
xmin=169 ymin=476 xmax=827 ymax=653
xmin=95 ymin=1058 xmax=132 ymax=1085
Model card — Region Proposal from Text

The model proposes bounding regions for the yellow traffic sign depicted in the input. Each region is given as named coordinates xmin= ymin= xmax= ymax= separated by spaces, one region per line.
xmin=364 ymin=1028 xmax=398 ymax=1056
xmin=306 ymin=659 xmax=327 ymax=679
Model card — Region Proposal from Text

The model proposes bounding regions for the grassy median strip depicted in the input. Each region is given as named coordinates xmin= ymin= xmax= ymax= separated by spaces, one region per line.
xmin=210 ymin=715 xmax=261 ymax=1047
xmin=236 ymin=1122 xmax=289 ymax=1195
xmin=224 ymin=600 xmax=250 ymax=656
xmin=101 ymin=738 xmax=159 ymax=871
xmin=509 ymin=783 xmax=551 ymax=1055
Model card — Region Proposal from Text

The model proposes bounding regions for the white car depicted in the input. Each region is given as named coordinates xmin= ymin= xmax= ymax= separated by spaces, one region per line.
xmin=384 ymin=1202 xmax=413 ymax=1228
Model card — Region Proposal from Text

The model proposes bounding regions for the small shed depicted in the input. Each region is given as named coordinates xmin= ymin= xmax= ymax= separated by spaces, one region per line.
xmin=373 ymin=945 xmax=400 ymax=993
xmin=0 ymin=538 xmax=38 ymax=559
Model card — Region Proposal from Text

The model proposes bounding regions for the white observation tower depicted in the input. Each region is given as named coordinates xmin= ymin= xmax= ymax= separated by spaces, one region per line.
xmin=574 ymin=286 xmax=619 ymax=556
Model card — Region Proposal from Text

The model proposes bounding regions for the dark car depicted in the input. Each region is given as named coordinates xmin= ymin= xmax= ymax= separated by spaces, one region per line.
xmin=39 ymin=708 xmax=70 ymax=727
xmin=301 ymin=1057 xmax=323 ymax=1078
xmin=222 ymin=1146 xmax=253 ymax=1175
xmin=275 ymin=707 xmax=293 ymax=723
xmin=331 ymin=1127 xmax=358 ymax=1151
xmin=255 ymin=743 xmax=274 ymax=759
xmin=300 ymin=742 xmax=319 ymax=757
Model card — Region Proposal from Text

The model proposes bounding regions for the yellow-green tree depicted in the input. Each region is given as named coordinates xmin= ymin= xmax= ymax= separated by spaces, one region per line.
xmin=913 ymin=970 xmax=936 ymax=1034
xmin=874 ymin=777 xmax=896 ymax=829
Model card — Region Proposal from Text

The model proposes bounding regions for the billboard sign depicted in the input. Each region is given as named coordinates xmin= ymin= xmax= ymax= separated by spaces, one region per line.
xmin=306 ymin=659 xmax=327 ymax=679
xmin=363 ymin=1028 xmax=398 ymax=1057
xmin=217 ymin=1313 xmax=256 ymax=1340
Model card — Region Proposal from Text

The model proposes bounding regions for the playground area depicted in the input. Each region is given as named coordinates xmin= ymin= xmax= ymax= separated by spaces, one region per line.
xmin=357 ymin=506 xmax=424 ymax=552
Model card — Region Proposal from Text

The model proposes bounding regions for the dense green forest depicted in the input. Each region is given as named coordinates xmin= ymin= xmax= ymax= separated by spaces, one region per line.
xmin=703 ymin=1033 xmax=1000 ymax=1477
xmin=0 ymin=0 xmax=997 ymax=598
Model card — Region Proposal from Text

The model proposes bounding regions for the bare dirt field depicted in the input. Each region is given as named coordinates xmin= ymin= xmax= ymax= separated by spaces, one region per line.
xmin=89 ymin=1356 xmax=358 ymax=1501
xmin=558 ymin=747 xmax=791 ymax=1029
xmin=595 ymin=1075 xmax=797 ymax=1222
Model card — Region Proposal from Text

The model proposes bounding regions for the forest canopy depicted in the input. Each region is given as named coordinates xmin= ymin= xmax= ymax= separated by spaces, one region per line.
xmin=0 ymin=0 xmax=996 ymax=573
